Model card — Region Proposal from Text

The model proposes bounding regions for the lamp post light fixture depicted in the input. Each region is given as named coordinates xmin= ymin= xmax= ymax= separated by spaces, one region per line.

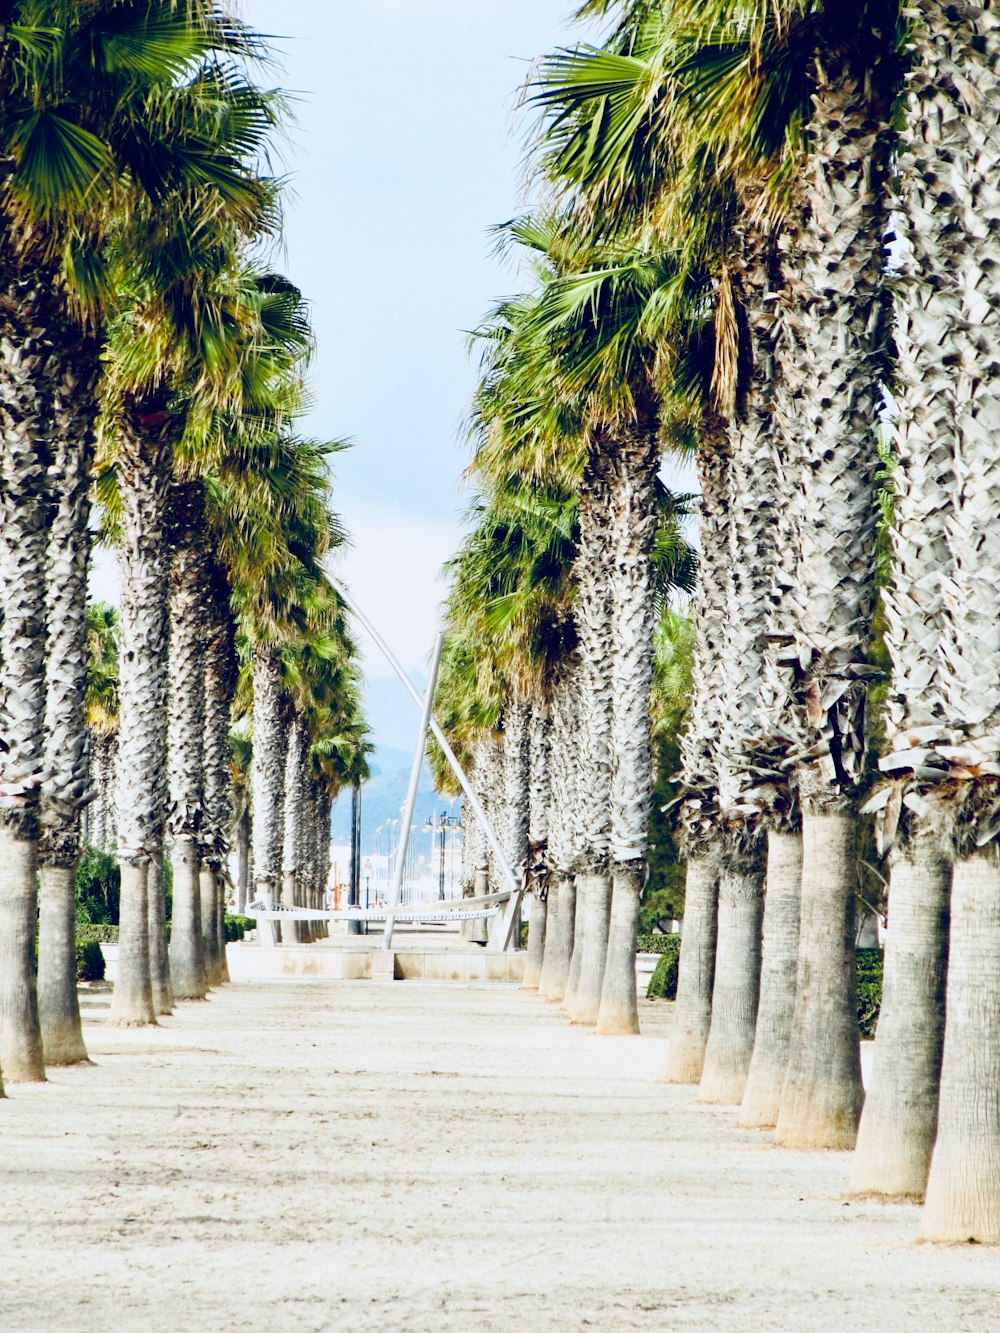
xmin=423 ymin=810 xmax=463 ymax=900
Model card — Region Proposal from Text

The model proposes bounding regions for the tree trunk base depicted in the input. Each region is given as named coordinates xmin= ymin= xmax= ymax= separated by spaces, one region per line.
xmin=522 ymin=892 xmax=546 ymax=991
xmin=699 ymin=855 xmax=764 ymax=1105
xmin=38 ymin=862 xmax=89 ymax=1067
xmin=541 ymin=875 xmax=575 ymax=1004
xmin=109 ymin=861 xmax=158 ymax=1028
xmin=849 ymin=832 xmax=949 ymax=1202
xmin=0 ymin=826 xmax=46 ymax=1082
xmin=739 ymin=832 xmax=802 ymax=1130
xmin=169 ymin=838 xmax=207 ymax=1001
xmin=921 ymin=853 xmax=1000 ymax=1244
xmin=595 ymin=863 xmax=642 ymax=1036
xmin=774 ymin=813 xmax=863 ymax=1151
xmin=569 ymin=871 xmax=612 ymax=1026
xmin=663 ymin=854 xmax=719 ymax=1085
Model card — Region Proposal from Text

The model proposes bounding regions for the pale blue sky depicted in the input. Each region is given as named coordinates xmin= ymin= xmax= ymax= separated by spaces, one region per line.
xmin=238 ymin=0 xmax=606 ymax=689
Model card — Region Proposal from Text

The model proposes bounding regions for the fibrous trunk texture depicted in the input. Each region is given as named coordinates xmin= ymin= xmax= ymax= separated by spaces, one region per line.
xmin=166 ymin=487 xmax=210 ymax=1000
xmin=503 ymin=701 xmax=531 ymax=885
xmin=664 ymin=853 xmax=719 ymax=1085
xmin=0 ymin=269 xmax=51 ymax=1080
xmin=739 ymin=831 xmax=803 ymax=1129
xmin=147 ymin=850 xmax=172 ymax=1015
xmin=849 ymin=831 xmax=950 ymax=1200
xmin=699 ymin=849 xmax=765 ymax=1104
xmin=600 ymin=432 xmax=659 ymax=1037
xmin=540 ymin=664 xmax=581 ymax=1000
xmin=37 ymin=335 xmax=99 ymax=1067
xmin=571 ymin=449 xmax=613 ymax=889
xmin=921 ymin=853 xmax=1000 ymax=1242
xmin=775 ymin=813 xmax=864 ymax=1150
xmin=202 ymin=572 xmax=234 ymax=973
xmin=251 ymin=644 xmax=287 ymax=946
xmin=522 ymin=701 xmax=550 ymax=991
xmin=110 ymin=413 xmax=171 ymax=1027
xmin=235 ymin=811 xmax=250 ymax=915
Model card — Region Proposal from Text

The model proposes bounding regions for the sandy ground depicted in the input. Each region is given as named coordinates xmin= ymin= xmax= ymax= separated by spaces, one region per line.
xmin=2 ymin=979 xmax=999 ymax=1333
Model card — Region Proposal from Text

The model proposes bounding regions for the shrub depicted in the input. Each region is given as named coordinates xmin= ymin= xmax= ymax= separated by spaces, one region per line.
xmin=76 ymin=938 xmax=106 ymax=982
xmin=645 ymin=935 xmax=681 ymax=1000
xmin=224 ymin=914 xmax=255 ymax=942
xmin=856 ymin=947 xmax=883 ymax=1038
xmin=637 ymin=932 xmax=680 ymax=955
xmin=77 ymin=924 xmax=119 ymax=944
xmin=75 ymin=845 xmax=120 ymax=925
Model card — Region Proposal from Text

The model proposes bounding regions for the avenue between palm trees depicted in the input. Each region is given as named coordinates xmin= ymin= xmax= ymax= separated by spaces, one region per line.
xmin=2 ymin=0 xmax=1000 ymax=1326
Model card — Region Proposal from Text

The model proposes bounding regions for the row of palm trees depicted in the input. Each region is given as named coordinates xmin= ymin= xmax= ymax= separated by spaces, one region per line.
xmin=432 ymin=0 xmax=1000 ymax=1244
xmin=0 ymin=4 xmax=367 ymax=1086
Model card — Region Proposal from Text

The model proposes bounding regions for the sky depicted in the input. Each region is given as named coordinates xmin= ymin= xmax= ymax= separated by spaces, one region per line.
xmin=237 ymin=0 xmax=608 ymax=691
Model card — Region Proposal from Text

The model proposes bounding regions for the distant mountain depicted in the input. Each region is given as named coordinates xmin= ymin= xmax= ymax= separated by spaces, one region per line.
xmin=329 ymin=742 xmax=460 ymax=855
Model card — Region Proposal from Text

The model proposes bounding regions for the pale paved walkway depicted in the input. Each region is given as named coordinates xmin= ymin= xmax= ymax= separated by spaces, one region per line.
xmin=2 ymin=980 xmax=998 ymax=1331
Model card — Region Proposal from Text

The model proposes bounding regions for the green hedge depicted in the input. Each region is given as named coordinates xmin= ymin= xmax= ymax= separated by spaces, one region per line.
xmin=856 ymin=947 xmax=883 ymax=1039
xmin=637 ymin=933 xmax=680 ymax=955
xmin=225 ymin=914 xmax=255 ymax=942
xmin=645 ymin=936 xmax=681 ymax=1000
xmin=77 ymin=924 xmax=119 ymax=944
xmin=645 ymin=939 xmax=883 ymax=1038
xmin=77 ymin=938 xmax=106 ymax=982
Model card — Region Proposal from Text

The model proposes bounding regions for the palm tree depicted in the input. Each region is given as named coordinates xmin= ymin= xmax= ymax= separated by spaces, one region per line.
xmin=0 ymin=0 xmax=232 ymax=1077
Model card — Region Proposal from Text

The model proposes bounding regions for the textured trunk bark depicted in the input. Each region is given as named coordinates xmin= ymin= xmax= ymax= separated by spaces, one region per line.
xmin=169 ymin=836 xmax=206 ymax=1000
xmin=37 ymin=863 xmax=88 ymax=1065
xmin=537 ymin=878 xmax=562 ymax=1000
xmin=111 ymin=412 xmax=171 ymax=1027
xmin=37 ymin=338 xmax=98 ymax=1068
xmin=523 ymin=891 xmax=547 ymax=991
xmin=699 ymin=850 xmax=765 ymax=1105
xmin=216 ymin=871 xmax=230 ymax=981
xmin=602 ymin=431 xmax=659 ymax=1036
xmin=0 ymin=830 xmax=45 ymax=1079
xmin=921 ymin=852 xmax=1000 ymax=1242
xmin=147 ymin=850 xmax=172 ymax=1015
xmin=251 ymin=645 xmax=287 ymax=947
xmin=664 ymin=853 xmax=719 ymax=1084
xmin=166 ymin=488 xmax=209 ymax=999
xmin=281 ymin=721 xmax=306 ymax=945
xmin=850 ymin=832 xmax=950 ymax=1200
xmin=109 ymin=861 xmax=156 ymax=1027
xmin=562 ymin=879 xmax=586 ymax=1013
xmin=541 ymin=874 xmax=575 ymax=1004
xmin=200 ymin=863 xmax=222 ymax=987
xmin=739 ymin=830 xmax=803 ymax=1129
xmin=596 ymin=861 xmax=642 ymax=1036
xmin=775 ymin=812 xmax=864 ymax=1150
xmin=569 ymin=871 xmax=612 ymax=1025
xmin=236 ymin=812 xmax=250 ymax=915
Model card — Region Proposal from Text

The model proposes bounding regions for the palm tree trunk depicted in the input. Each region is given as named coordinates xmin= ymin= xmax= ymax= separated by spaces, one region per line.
xmin=522 ymin=701 xmax=550 ymax=990
xmin=849 ymin=830 xmax=950 ymax=1200
xmin=739 ymin=830 xmax=803 ymax=1129
xmin=540 ymin=662 xmax=581 ymax=1000
xmin=201 ymin=571 xmax=234 ymax=982
xmin=542 ymin=874 xmax=576 ymax=1004
xmin=921 ymin=852 xmax=1000 ymax=1242
xmin=37 ymin=343 xmax=99 ymax=1067
xmin=699 ymin=844 xmax=765 ymax=1104
xmin=251 ymin=644 xmax=287 ymax=946
xmin=109 ymin=410 xmax=172 ymax=1028
xmin=598 ymin=431 xmax=660 ymax=1036
xmin=147 ymin=849 xmax=172 ymax=1014
xmin=668 ymin=428 xmax=731 ymax=1083
xmin=281 ymin=719 xmax=306 ymax=945
xmin=166 ymin=485 xmax=209 ymax=1001
xmin=0 ymin=270 xmax=50 ymax=1079
xmin=235 ymin=809 xmax=250 ymax=915
xmin=775 ymin=812 xmax=864 ymax=1150
xmin=664 ymin=853 xmax=719 ymax=1084
xmin=199 ymin=864 xmax=222 ymax=986
xmin=568 ymin=451 xmax=614 ymax=1012
xmin=562 ymin=881 xmax=586 ymax=1012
